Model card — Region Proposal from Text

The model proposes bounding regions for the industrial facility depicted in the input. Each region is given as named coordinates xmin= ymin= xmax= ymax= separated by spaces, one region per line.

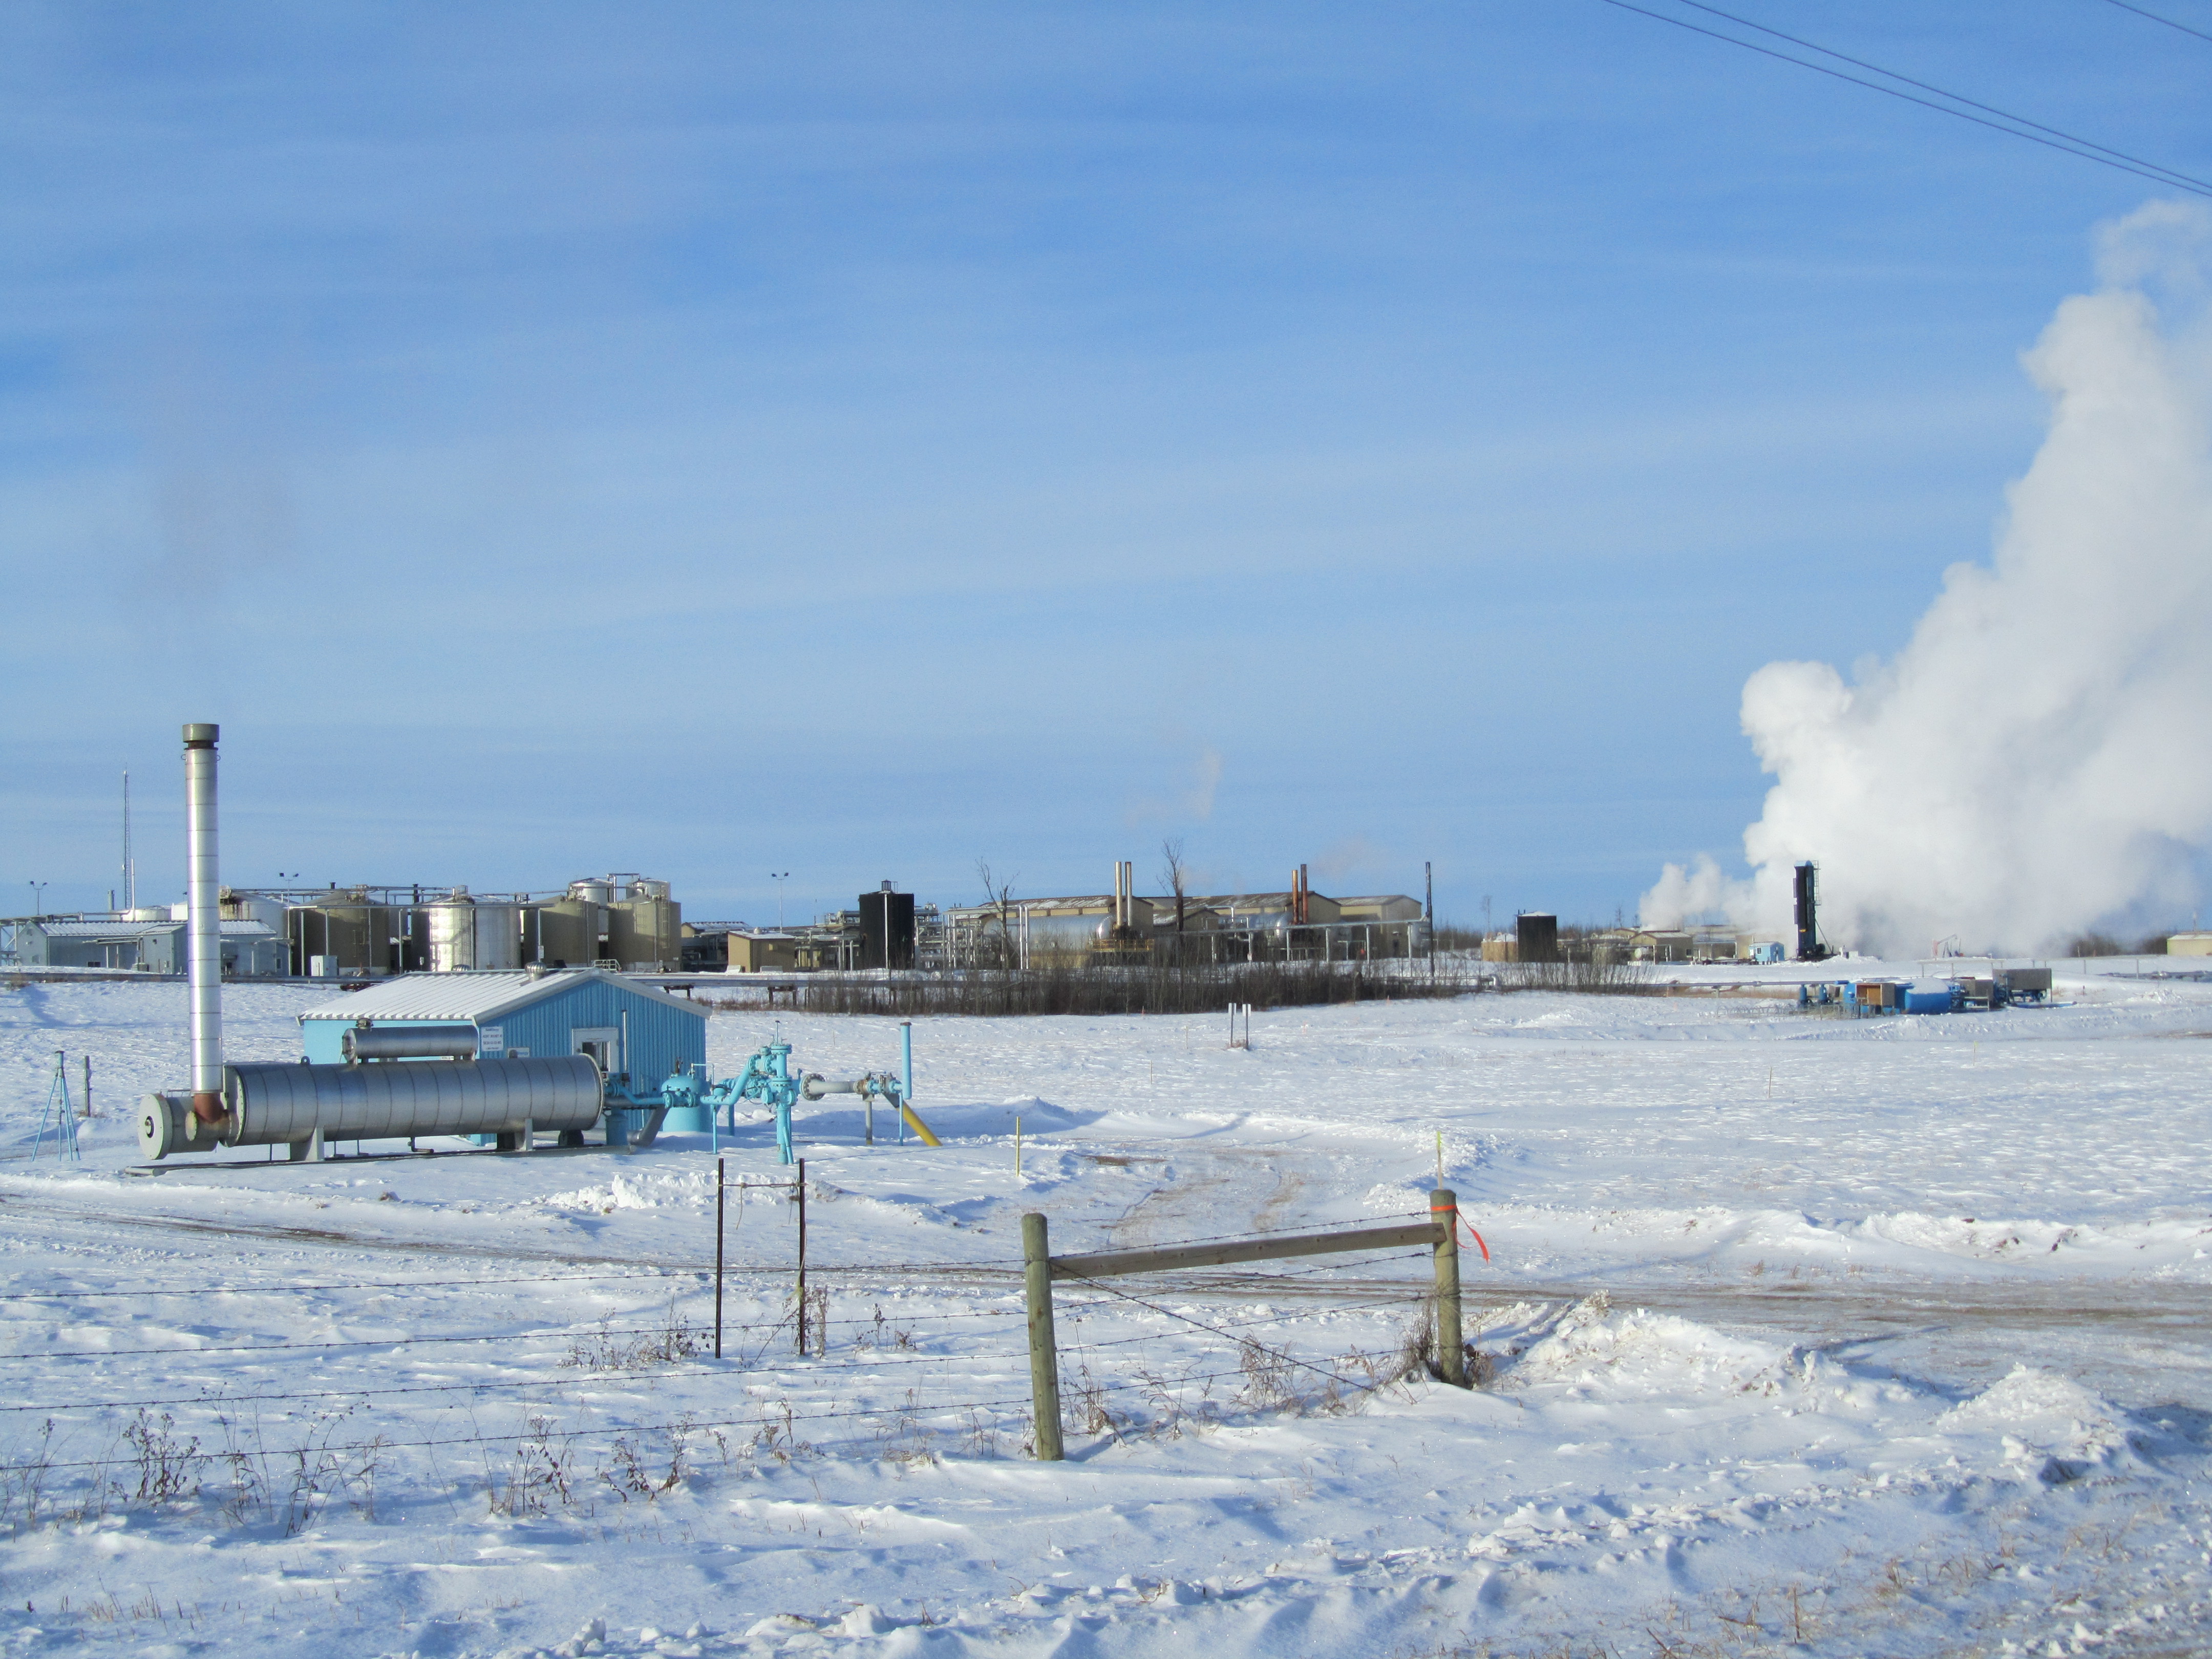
xmin=133 ymin=723 xmax=936 ymax=1166
xmin=6 ymin=875 xmax=686 ymax=978
xmin=934 ymin=863 xmax=1431 ymax=969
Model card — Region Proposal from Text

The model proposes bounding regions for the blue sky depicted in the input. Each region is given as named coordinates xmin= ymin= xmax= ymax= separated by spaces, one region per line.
xmin=4 ymin=2 xmax=2206 ymax=926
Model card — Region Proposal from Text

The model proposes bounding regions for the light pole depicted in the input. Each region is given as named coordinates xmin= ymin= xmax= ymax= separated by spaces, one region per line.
xmin=771 ymin=871 xmax=791 ymax=930
xmin=29 ymin=881 xmax=46 ymax=918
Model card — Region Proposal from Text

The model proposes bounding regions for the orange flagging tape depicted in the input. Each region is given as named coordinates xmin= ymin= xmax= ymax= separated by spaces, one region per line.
xmin=1462 ymin=1218 xmax=1490 ymax=1263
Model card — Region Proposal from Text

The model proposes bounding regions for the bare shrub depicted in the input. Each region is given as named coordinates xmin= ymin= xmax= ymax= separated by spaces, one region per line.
xmin=565 ymin=1306 xmax=706 ymax=1371
xmin=1069 ymin=1357 xmax=1118 ymax=1436
xmin=1236 ymin=1338 xmax=1299 ymax=1411
xmin=1494 ymin=958 xmax=1660 ymax=996
xmin=600 ymin=1414 xmax=694 ymax=1502
xmin=486 ymin=1416 xmax=578 ymax=1518
xmin=793 ymin=957 xmax=1474 ymax=1019
xmin=279 ymin=1411 xmax=387 ymax=1532
xmin=876 ymin=1392 xmax=935 ymax=1469
xmin=751 ymin=1401 xmax=811 ymax=1464
xmin=962 ymin=1408 xmax=1002 ymax=1459
xmin=1 ymin=1419 xmax=58 ymax=1532
xmin=122 ymin=1410 xmax=204 ymax=1505
xmin=1397 ymin=1311 xmax=1437 ymax=1381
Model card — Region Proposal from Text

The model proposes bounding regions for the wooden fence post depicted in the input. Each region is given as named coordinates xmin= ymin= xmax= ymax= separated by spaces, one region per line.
xmin=1432 ymin=1187 xmax=1466 ymax=1386
xmin=1022 ymin=1211 xmax=1064 ymax=1461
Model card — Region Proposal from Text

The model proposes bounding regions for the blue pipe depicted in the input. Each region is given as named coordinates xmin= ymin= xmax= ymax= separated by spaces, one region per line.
xmin=900 ymin=1020 xmax=913 ymax=1145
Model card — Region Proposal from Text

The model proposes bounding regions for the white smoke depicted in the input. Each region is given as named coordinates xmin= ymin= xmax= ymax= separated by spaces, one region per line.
xmin=1642 ymin=204 xmax=2212 ymax=957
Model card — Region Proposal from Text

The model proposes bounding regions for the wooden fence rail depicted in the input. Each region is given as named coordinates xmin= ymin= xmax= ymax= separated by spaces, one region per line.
xmin=1020 ymin=1189 xmax=1470 ymax=1461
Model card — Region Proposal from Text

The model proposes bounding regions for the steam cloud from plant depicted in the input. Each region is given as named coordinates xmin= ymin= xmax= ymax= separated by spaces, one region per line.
xmin=1642 ymin=204 xmax=2212 ymax=957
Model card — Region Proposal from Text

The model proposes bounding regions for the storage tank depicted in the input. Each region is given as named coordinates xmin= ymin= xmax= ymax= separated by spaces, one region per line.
xmin=569 ymin=878 xmax=613 ymax=906
xmin=608 ymin=891 xmax=680 ymax=970
xmin=127 ymin=906 xmax=171 ymax=922
xmin=315 ymin=895 xmax=391 ymax=973
xmin=533 ymin=898 xmax=603 ymax=967
xmin=220 ymin=890 xmax=287 ymax=931
xmin=425 ymin=898 xmax=478 ymax=973
xmin=425 ymin=895 xmax=522 ymax=972
xmin=1516 ymin=912 xmax=1560 ymax=964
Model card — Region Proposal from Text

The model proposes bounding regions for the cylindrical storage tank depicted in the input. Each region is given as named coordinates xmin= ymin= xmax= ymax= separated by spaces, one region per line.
xmin=635 ymin=878 xmax=670 ymax=901
xmin=608 ymin=897 xmax=681 ymax=970
xmin=314 ymin=897 xmax=381 ymax=972
xmin=425 ymin=899 xmax=477 ymax=972
xmin=471 ymin=902 xmax=521 ymax=970
xmin=344 ymin=1024 xmax=478 ymax=1061
xmin=1516 ymin=912 xmax=1560 ymax=964
xmin=533 ymin=900 xmax=601 ymax=967
xmin=1902 ymin=985 xmax=1955 ymax=1015
xmin=221 ymin=894 xmax=287 ymax=931
xmin=137 ymin=1057 xmax=604 ymax=1157
xmin=569 ymin=878 xmax=612 ymax=906
xmin=129 ymin=906 xmax=171 ymax=922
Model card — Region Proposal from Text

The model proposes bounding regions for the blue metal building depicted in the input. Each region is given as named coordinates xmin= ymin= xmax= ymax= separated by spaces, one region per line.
xmin=297 ymin=969 xmax=708 ymax=1090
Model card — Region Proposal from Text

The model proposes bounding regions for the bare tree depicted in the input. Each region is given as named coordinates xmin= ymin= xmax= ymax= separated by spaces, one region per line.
xmin=1159 ymin=839 xmax=1189 ymax=936
xmin=975 ymin=859 xmax=1019 ymax=969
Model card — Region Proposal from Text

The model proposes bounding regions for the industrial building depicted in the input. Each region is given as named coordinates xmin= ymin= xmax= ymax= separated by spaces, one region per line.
xmin=940 ymin=863 xmax=1430 ymax=966
xmin=297 ymin=968 xmax=707 ymax=1088
xmin=2 ymin=873 xmax=685 ymax=980
xmin=12 ymin=914 xmax=288 ymax=975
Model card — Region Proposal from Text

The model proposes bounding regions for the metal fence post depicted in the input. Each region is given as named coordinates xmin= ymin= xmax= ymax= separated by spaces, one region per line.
xmin=795 ymin=1158 xmax=807 ymax=1356
xmin=715 ymin=1156 xmax=726 ymax=1359
xmin=1022 ymin=1211 xmax=1064 ymax=1461
xmin=1431 ymin=1188 xmax=1467 ymax=1387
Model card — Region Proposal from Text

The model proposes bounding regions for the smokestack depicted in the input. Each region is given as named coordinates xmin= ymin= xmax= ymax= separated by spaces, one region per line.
xmin=183 ymin=723 xmax=226 ymax=1130
xmin=1793 ymin=862 xmax=1823 ymax=962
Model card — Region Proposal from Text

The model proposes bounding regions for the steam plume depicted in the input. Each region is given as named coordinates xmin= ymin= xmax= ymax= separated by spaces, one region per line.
xmin=1642 ymin=204 xmax=2212 ymax=956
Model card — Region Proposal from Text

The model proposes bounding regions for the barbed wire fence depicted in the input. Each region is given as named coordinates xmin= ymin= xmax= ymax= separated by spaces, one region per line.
xmin=0 ymin=1187 xmax=1488 ymax=1537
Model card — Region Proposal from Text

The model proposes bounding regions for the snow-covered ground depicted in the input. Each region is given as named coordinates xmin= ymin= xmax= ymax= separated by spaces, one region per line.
xmin=3 ymin=965 xmax=2209 ymax=1656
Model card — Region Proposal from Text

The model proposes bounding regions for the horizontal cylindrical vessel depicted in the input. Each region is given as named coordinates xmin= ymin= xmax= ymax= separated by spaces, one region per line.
xmin=343 ymin=1025 xmax=478 ymax=1062
xmin=138 ymin=1056 xmax=603 ymax=1158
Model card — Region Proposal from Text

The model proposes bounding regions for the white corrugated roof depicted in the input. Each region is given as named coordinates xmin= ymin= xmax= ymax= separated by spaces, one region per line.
xmin=296 ymin=968 xmax=705 ymax=1025
xmin=38 ymin=919 xmax=278 ymax=939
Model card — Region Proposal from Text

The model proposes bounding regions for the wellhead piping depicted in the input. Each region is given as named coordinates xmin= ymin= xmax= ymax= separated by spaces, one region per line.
xmin=183 ymin=722 xmax=226 ymax=1130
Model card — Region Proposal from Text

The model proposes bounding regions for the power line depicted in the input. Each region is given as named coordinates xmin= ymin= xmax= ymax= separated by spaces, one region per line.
xmin=1592 ymin=0 xmax=2212 ymax=200
xmin=1667 ymin=0 xmax=2212 ymax=191
xmin=2102 ymin=0 xmax=2212 ymax=48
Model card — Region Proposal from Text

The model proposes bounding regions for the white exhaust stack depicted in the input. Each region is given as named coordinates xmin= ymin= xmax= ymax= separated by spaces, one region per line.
xmin=183 ymin=722 xmax=226 ymax=1133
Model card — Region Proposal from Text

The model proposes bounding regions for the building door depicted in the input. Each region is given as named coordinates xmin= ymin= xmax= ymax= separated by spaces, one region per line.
xmin=570 ymin=1025 xmax=621 ymax=1079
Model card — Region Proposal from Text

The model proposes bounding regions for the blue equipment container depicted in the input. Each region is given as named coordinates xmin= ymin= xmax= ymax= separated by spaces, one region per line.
xmin=1902 ymin=985 xmax=1957 ymax=1015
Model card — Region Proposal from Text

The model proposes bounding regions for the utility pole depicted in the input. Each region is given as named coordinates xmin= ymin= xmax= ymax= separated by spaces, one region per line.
xmin=772 ymin=871 xmax=791 ymax=929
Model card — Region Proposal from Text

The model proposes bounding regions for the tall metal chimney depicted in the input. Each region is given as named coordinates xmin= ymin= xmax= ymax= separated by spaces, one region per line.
xmin=1793 ymin=861 xmax=1824 ymax=962
xmin=183 ymin=723 xmax=226 ymax=1130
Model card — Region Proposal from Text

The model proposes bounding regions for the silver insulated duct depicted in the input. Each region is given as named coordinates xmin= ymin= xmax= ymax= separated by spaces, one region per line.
xmin=182 ymin=722 xmax=226 ymax=1134
xmin=139 ymin=1054 xmax=605 ymax=1160
xmin=343 ymin=1024 xmax=478 ymax=1063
